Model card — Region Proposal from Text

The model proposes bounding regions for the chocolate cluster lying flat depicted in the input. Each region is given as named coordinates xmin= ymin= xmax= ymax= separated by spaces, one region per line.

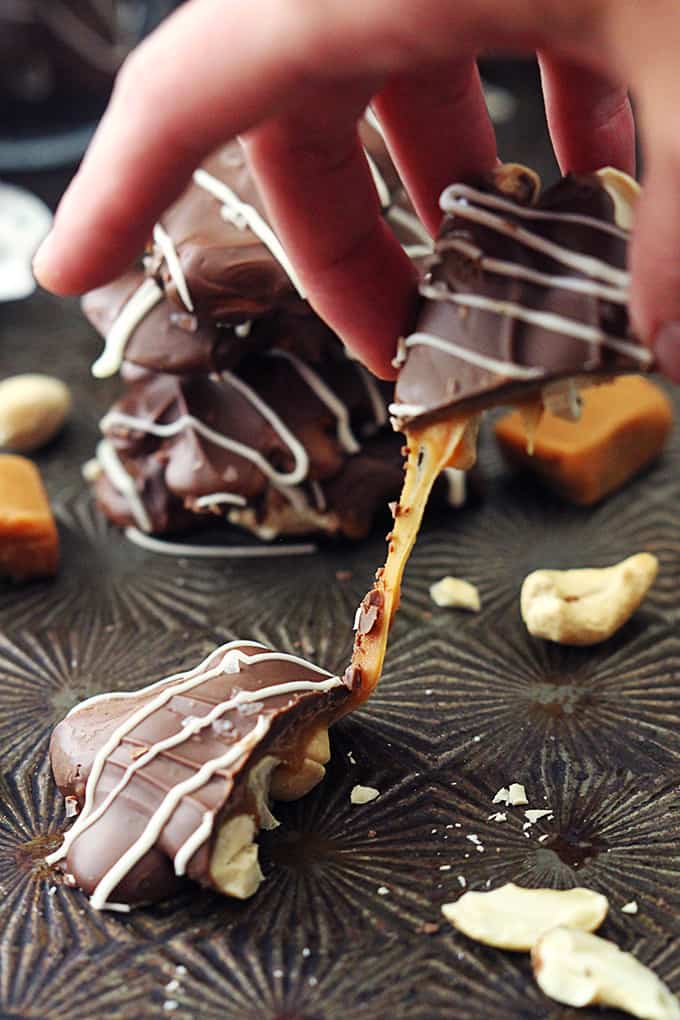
xmin=392 ymin=165 xmax=653 ymax=428
xmin=83 ymin=122 xmax=431 ymax=547
xmin=49 ymin=641 xmax=354 ymax=908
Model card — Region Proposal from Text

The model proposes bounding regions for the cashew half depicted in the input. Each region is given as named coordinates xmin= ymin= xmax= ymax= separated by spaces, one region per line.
xmin=532 ymin=927 xmax=680 ymax=1020
xmin=207 ymin=729 xmax=332 ymax=898
xmin=269 ymin=726 xmax=330 ymax=801
xmin=521 ymin=553 xmax=658 ymax=646
xmin=596 ymin=167 xmax=640 ymax=230
xmin=442 ymin=884 xmax=608 ymax=951
xmin=210 ymin=814 xmax=263 ymax=899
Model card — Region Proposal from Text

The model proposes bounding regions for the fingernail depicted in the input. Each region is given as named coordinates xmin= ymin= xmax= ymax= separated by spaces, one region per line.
xmin=654 ymin=322 xmax=680 ymax=383
xmin=32 ymin=231 xmax=56 ymax=287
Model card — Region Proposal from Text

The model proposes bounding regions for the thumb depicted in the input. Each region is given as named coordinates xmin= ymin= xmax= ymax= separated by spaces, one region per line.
xmin=617 ymin=4 xmax=680 ymax=378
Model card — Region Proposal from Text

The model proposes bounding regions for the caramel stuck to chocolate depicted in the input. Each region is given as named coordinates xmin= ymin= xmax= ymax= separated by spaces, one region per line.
xmin=495 ymin=376 xmax=673 ymax=505
xmin=0 ymin=454 xmax=59 ymax=579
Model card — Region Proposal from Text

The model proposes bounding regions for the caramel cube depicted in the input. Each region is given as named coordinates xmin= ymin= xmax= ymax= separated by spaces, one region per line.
xmin=494 ymin=376 xmax=673 ymax=505
xmin=0 ymin=455 xmax=59 ymax=579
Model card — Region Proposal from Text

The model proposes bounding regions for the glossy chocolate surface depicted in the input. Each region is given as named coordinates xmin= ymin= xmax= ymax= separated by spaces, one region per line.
xmin=50 ymin=642 xmax=351 ymax=905
xmin=394 ymin=171 xmax=653 ymax=425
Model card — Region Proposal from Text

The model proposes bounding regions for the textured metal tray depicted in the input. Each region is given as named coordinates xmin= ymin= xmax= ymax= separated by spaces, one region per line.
xmin=2 ymin=276 xmax=680 ymax=1020
xmin=2 ymin=96 xmax=680 ymax=1020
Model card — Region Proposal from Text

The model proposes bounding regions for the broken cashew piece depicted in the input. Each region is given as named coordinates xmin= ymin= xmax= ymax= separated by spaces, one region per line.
xmin=210 ymin=814 xmax=263 ymax=899
xmin=209 ymin=728 xmax=333 ymax=896
xmin=521 ymin=553 xmax=658 ymax=646
xmin=532 ymin=927 xmax=680 ymax=1020
xmin=596 ymin=166 xmax=640 ymax=230
xmin=430 ymin=576 xmax=481 ymax=612
xmin=442 ymin=883 xmax=608 ymax=951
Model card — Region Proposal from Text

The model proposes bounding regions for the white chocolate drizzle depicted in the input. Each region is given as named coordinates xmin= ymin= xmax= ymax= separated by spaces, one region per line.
xmin=439 ymin=183 xmax=629 ymax=287
xmin=268 ymin=349 xmax=361 ymax=454
xmin=394 ymin=178 xmax=650 ymax=422
xmin=174 ymin=810 xmax=214 ymax=875
xmin=101 ymin=369 xmax=310 ymax=487
xmin=153 ymin=222 xmax=194 ymax=313
xmin=193 ymin=168 xmax=306 ymax=297
xmin=364 ymin=149 xmax=391 ymax=209
xmin=364 ymin=106 xmax=384 ymax=138
xmin=355 ymin=364 xmax=388 ymax=428
xmin=310 ymin=480 xmax=327 ymax=512
xmin=440 ymin=182 xmax=629 ymax=241
xmin=438 ymin=236 xmax=627 ymax=304
xmin=124 ymin=527 xmax=316 ymax=558
xmin=96 ymin=439 xmax=152 ymax=533
xmin=49 ymin=641 xmax=344 ymax=910
xmin=193 ymin=492 xmax=247 ymax=510
xmin=91 ymin=278 xmax=163 ymax=379
xmin=402 ymin=243 xmax=435 ymax=260
xmin=387 ymin=204 xmax=433 ymax=248
xmin=418 ymin=282 xmax=652 ymax=366
xmin=89 ymin=717 xmax=269 ymax=908
xmin=392 ymin=331 xmax=546 ymax=386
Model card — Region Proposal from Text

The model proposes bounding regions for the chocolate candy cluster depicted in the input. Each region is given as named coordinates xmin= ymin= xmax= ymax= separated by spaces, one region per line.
xmin=84 ymin=125 xmax=429 ymax=550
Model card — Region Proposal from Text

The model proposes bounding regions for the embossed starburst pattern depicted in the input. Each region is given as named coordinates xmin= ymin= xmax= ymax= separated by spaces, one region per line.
xmin=151 ymin=931 xmax=434 ymax=1020
xmin=430 ymin=762 xmax=680 ymax=942
xmin=0 ymin=625 xmax=219 ymax=769
xmin=1 ymin=940 xmax=158 ymax=1019
xmin=399 ymin=478 xmax=676 ymax=619
xmin=430 ymin=933 xmax=680 ymax=1020
xmin=421 ymin=615 xmax=680 ymax=773
xmin=2 ymin=285 xmax=680 ymax=1014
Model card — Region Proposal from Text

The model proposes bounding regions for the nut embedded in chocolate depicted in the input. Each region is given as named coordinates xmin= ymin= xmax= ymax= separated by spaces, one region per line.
xmin=48 ymin=641 xmax=352 ymax=909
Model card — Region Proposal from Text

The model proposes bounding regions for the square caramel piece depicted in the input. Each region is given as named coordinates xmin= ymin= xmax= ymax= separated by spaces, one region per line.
xmin=0 ymin=455 xmax=59 ymax=579
xmin=494 ymin=376 xmax=673 ymax=505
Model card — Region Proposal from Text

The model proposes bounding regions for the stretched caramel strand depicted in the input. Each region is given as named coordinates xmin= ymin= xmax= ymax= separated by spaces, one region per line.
xmin=348 ymin=418 xmax=478 ymax=705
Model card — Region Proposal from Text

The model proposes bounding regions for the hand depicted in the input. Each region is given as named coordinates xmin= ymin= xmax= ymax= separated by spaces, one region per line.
xmin=32 ymin=0 xmax=680 ymax=379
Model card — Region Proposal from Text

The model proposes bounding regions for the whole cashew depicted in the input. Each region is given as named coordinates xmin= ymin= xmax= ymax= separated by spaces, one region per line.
xmin=520 ymin=553 xmax=658 ymax=646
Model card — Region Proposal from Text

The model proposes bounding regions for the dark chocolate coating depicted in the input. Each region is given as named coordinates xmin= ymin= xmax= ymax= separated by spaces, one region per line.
xmin=150 ymin=142 xmax=297 ymax=321
xmin=82 ymin=271 xmax=251 ymax=376
xmin=394 ymin=172 xmax=652 ymax=425
xmin=149 ymin=125 xmax=422 ymax=322
xmin=83 ymin=272 xmax=348 ymax=377
xmin=50 ymin=642 xmax=351 ymax=905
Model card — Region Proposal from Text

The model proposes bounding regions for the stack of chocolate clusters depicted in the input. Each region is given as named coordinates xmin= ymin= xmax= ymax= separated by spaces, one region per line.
xmin=84 ymin=124 xmax=433 ymax=551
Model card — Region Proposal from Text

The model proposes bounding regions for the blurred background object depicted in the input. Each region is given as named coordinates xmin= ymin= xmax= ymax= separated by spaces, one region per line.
xmin=0 ymin=181 xmax=51 ymax=301
xmin=0 ymin=0 xmax=178 ymax=173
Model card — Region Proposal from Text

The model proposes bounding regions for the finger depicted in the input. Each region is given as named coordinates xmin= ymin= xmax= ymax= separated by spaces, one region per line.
xmin=243 ymin=89 xmax=417 ymax=378
xmin=32 ymin=0 xmax=517 ymax=298
xmin=33 ymin=0 xmax=307 ymax=294
xmin=629 ymin=143 xmax=680 ymax=375
xmin=604 ymin=1 xmax=680 ymax=371
xmin=538 ymin=54 xmax=635 ymax=176
xmin=372 ymin=58 xmax=498 ymax=235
